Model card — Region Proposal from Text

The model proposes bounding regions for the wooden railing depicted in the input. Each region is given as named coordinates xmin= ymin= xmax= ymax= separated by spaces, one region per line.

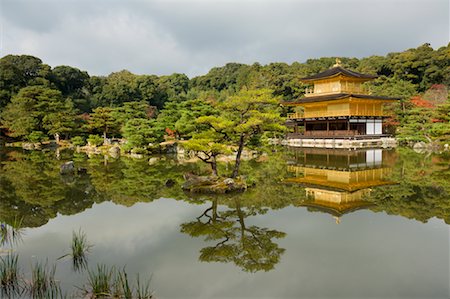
xmin=303 ymin=130 xmax=359 ymax=136
xmin=303 ymin=110 xmax=387 ymax=118
xmin=288 ymin=110 xmax=388 ymax=119
xmin=287 ymin=112 xmax=304 ymax=119
xmin=287 ymin=131 xmax=359 ymax=138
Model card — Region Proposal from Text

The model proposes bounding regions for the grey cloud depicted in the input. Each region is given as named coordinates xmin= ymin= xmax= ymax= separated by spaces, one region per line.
xmin=1 ymin=0 xmax=448 ymax=77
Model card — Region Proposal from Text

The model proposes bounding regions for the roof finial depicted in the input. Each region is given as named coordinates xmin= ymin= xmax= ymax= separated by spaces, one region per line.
xmin=333 ymin=58 xmax=342 ymax=67
xmin=333 ymin=216 xmax=341 ymax=224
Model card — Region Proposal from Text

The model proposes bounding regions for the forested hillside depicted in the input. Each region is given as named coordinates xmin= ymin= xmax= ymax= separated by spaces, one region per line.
xmin=0 ymin=43 xmax=449 ymax=149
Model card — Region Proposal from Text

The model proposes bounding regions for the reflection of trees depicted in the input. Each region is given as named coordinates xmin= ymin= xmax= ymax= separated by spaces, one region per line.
xmin=0 ymin=150 xmax=98 ymax=228
xmin=87 ymin=156 xmax=199 ymax=206
xmin=181 ymin=198 xmax=286 ymax=272
xmin=368 ymin=149 xmax=450 ymax=224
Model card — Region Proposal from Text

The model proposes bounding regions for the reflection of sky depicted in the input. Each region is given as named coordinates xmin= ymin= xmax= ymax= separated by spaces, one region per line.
xmin=17 ymin=198 xmax=449 ymax=298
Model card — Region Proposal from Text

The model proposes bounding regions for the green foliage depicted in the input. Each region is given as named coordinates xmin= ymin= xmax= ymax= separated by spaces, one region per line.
xmin=85 ymin=107 xmax=120 ymax=141
xmin=87 ymin=134 xmax=104 ymax=147
xmin=71 ymin=136 xmax=86 ymax=146
xmin=1 ymin=86 xmax=75 ymax=138
xmin=0 ymin=55 xmax=51 ymax=109
xmin=194 ymin=88 xmax=285 ymax=177
xmin=122 ymin=118 xmax=163 ymax=151
xmin=157 ymin=96 xmax=218 ymax=139
xmin=183 ymin=130 xmax=231 ymax=176
xmin=27 ymin=131 xmax=48 ymax=143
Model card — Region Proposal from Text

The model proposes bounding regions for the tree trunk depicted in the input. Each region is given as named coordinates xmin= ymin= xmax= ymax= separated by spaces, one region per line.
xmin=212 ymin=199 xmax=218 ymax=222
xmin=211 ymin=156 xmax=218 ymax=177
xmin=54 ymin=133 xmax=60 ymax=144
xmin=232 ymin=134 xmax=245 ymax=178
xmin=235 ymin=199 xmax=246 ymax=244
xmin=103 ymin=130 xmax=107 ymax=145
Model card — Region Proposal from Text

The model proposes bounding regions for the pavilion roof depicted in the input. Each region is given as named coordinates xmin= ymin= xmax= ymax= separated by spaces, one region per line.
xmin=301 ymin=66 xmax=377 ymax=82
xmin=298 ymin=201 xmax=375 ymax=217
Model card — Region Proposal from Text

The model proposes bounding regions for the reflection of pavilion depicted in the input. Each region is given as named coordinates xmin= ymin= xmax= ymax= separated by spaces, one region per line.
xmin=285 ymin=148 xmax=396 ymax=220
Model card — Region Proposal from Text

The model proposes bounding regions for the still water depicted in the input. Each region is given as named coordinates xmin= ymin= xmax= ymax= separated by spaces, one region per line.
xmin=1 ymin=147 xmax=449 ymax=298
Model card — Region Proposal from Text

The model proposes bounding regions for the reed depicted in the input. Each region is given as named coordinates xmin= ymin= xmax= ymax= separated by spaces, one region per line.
xmin=0 ymin=253 xmax=19 ymax=287
xmin=0 ymin=253 xmax=22 ymax=298
xmin=86 ymin=264 xmax=114 ymax=297
xmin=117 ymin=268 xmax=133 ymax=299
xmin=135 ymin=273 xmax=153 ymax=299
xmin=85 ymin=265 xmax=153 ymax=299
xmin=71 ymin=230 xmax=92 ymax=271
xmin=0 ymin=218 xmax=24 ymax=247
xmin=28 ymin=260 xmax=63 ymax=298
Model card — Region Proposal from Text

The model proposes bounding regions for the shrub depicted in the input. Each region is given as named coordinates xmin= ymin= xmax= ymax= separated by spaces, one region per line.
xmin=71 ymin=136 xmax=86 ymax=146
xmin=87 ymin=135 xmax=104 ymax=147
xmin=27 ymin=131 xmax=48 ymax=143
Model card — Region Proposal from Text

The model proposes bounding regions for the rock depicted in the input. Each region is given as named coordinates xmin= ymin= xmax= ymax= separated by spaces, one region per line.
xmin=223 ymin=178 xmax=235 ymax=185
xmin=165 ymin=179 xmax=176 ymax=187
xmin=182 ymin=175 xmax=246 ymax=194
xmin=148 ymin=157 xmax=159 ymax=165
xmin=129 ymin=153 xmax=144 ymax=159
xmin=22 ymin=143 xmax=35 ymax=150
xmin=413 ymin=142 xmax=427 ymax=149
xmin=109 ymin=146 xmax=121 ymax=158
xmin=160 ymin=141 xmax=178 ymax=154
xmin=77 ymin=168 xmax=87 ymax=174
xmin=60 ymin=161 xmax=75 ymax=175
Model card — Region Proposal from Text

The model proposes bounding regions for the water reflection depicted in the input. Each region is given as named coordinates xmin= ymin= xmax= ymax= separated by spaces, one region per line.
xmin=285 ymin=148 xmax=397 ymax=222
xmin=180 ymin=197 xmax=286 ymax=272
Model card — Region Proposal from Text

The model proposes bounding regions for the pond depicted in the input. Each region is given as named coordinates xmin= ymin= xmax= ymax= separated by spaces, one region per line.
xmin=0 ymin=147 xmax=449 ymax=298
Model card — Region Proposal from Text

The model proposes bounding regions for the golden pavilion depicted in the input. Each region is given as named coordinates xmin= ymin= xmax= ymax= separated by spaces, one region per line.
xmin=284 ymin=60 xmax=398 ymax=148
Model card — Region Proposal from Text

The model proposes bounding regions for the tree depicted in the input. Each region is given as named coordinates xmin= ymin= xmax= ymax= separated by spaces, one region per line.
xmin=196 ymin=89 xmax=285 ymax=178
xmin=0 ymin=55 xmax=51 ymax=109
xmin=182 ymin=130 xmax=231 ymax=176
xmin=0 ymin=86 xmax=75 ymax=140
xmin=50 ymin=65 xmax=89 ymax=95
xmin=85 ymin=107 xmax=119 ymax=143
xmin=95 ymin=70 xmax=139 ymax=107
xmin=157 ymin=97 xmax=218 ymax=139
xmin=121 ymin=118 xmax=163 ymax=151
xmin=50 ymin=65 xmax=90 ymax=112
xmin=180 ymin=198 xmax=286 ymax=272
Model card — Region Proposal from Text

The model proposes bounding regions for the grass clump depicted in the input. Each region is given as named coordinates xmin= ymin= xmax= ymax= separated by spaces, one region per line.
xmin=71 ymin=230 xmax=92 ymax=271
xmin=86 ymin=264 xmax=114 ymax=297
xmin=0 ymin=253 xmax=21 ymax=296
xmin=28 ymin=260 xmax=63 ymax=298
xmin=0 ymin=219 xmax=24 ymax=247
xmin=135 ymin=273 xmax=152 ymax=299
xmin=84 ymin=265 xmax=153 ymax=298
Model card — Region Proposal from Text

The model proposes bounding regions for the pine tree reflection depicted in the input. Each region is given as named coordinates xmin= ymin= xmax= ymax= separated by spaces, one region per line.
xmin=181 ymin=197 xmax=286 ymax=272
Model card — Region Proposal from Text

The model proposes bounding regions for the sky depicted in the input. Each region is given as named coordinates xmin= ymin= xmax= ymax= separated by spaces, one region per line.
xmin=1 ymin=0 xmax=449 ymax=77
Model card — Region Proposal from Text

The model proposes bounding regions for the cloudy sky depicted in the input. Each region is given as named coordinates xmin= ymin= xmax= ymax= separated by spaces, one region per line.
xmin=1 ymin=0 xmax=449 ymax=77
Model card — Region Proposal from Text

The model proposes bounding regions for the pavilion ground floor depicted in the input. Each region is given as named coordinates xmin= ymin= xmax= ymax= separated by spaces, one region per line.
xmin=284 ymin=117 xmax=396 ymax=148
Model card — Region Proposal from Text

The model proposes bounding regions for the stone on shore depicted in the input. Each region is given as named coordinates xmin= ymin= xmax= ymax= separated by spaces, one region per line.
xmin=182 ymin=174 xmax=247 ymax=194
xmin=60 ymin=161 xmax=75 ymax=175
